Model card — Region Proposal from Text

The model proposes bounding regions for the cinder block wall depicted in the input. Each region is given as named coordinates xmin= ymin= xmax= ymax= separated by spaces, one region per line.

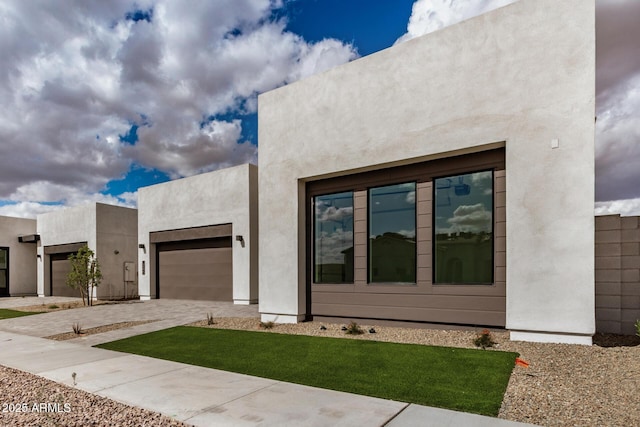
xmin=595 ymin=215 xmax=640 ymax=335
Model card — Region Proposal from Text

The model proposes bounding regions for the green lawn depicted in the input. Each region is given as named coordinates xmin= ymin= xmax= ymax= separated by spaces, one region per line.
xmin=98 ymin=327 xmax=517 ymax=416
xmin=0 ymin=308 xmax=41 ymax=320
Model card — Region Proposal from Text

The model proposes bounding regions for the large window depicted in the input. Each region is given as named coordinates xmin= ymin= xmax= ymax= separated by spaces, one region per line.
xmin=434 ymin=171 xmax=493 ymax=284
xmin=314 ymin=192 xmax=354 ymax=283
xmin=369 ymin=182 xmax=416 ymax=283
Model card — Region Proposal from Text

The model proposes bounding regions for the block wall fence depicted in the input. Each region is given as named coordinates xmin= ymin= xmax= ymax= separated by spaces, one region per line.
xmin=595 ymin=215 xmax=640 ymax=335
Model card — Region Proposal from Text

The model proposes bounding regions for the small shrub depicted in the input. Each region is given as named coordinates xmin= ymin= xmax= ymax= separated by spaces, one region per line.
xmin=48 ymin=304 xmax=59 ymax=309
xmin=206 ymin=313 xmax=215 ymax=325
xmin=345 ymin=321 xmax=364 ymax=335
xmin=260 ymin=321 xmax=275 ymax=330
xmin=635 ymin=319 xmax=640 ymax=337
xmin=473 ymin=329 xmax=496 ymax=349
xmin=72 ymin=323 xmax=83 ymax=335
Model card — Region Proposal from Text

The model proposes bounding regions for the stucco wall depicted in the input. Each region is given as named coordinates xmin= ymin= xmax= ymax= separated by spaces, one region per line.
xmin=96 ymin=204 xmax=138 ymax=299
xmin=37 ymin=203 xmax=138 ymax=299
xmin=37 ymin=204 xmax=97 ymax=296
xmin=258 ymin=0 xmax=595 ymax=343
xmin=0 ymin=216 xmax=37 ymax=296
xmin=137 ymin=163 xmax=258 ymax=304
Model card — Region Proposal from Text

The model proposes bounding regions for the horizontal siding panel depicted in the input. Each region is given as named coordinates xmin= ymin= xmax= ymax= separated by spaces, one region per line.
xmin=595 ymin=295 xmax=621 ymax=309
xmin=312 ymin=292 xmax=506 ymax=311
xmin=311 ymin=303 xmax=505 ymax=327
xmin=595 ymin=308 xmax=621 ymax=322
xmin=595 ymin=282 xmax=621 ymax=295
xmin=595 ymin=215 xmax=621 ymax=231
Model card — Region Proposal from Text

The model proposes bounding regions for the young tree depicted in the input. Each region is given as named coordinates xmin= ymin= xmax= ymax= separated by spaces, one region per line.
xmin=66 ymin=245 xmax=102 ymax=306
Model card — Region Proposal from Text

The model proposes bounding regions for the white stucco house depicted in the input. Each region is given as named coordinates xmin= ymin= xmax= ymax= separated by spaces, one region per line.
xmin=137 ymin=163 xmax=258 ymax=305
xmin=37 ymin=203 xmax=138 ymax=300
xmin=0 ymin=215 xmax=38 ymax=297
xmin=4 ymin=0 xmax=636 ymax=345
xmin=257 ymin=0 xmax=596 ymax=344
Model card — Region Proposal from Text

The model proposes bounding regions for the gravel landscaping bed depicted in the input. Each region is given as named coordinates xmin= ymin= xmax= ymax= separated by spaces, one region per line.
xmin=0 ymin=365 xmax=188 ymax=427
xmin=45 ymin=321 xmax=156 ymax=341
xmin=192 ymin=317 xmax=640 ymax=427
xmin=15 ymin=300 xmax=133 ymax=313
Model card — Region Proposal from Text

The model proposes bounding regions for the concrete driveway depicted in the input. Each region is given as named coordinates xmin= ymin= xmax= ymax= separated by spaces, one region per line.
xmin=0 ymin=297 xmax=259 ymax=346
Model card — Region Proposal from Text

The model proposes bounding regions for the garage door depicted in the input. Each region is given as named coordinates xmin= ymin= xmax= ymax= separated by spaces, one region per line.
xmin=156 ymin=237 xmax=232 ymax=301
xmin=50 ymin=253 xmax=82 ymax=297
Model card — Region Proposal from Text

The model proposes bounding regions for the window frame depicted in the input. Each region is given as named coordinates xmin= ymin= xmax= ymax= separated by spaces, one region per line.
xmin=432 ymin=169 xmax=495 ymax=285
xmin=367 ymin=181 xmax=418 ymax=285
xmin=312 ymin=190 xmax=355 ymax=284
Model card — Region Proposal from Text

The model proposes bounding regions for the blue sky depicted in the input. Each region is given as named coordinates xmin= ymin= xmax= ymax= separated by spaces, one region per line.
xmin=105 ymin=0 xmax=416 ymax=197
xmin=0 ymin=0 xmax=639 ymax=218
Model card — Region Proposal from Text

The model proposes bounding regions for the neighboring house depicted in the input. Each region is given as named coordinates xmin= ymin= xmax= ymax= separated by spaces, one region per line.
xmin=137 ymin=163 xmax=258 ymax=304
xmin=257 ymin=0 xmax=596 ymax=344
xmin=36 ymin=203 xmax=138 ymax=300
xmin=0 ymin=215 xmax=38 ymax=297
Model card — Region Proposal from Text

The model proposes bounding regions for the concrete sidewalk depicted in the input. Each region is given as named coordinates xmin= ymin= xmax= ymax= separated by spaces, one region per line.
xmin=0 ymin=298 xmax=537 ymax=426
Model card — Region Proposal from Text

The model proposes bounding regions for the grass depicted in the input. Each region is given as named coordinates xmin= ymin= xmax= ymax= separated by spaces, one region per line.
xmin=0 ymin=308 xmax=42 ymax=320
xmin=98 ymin=327 xmax=518 ymax=416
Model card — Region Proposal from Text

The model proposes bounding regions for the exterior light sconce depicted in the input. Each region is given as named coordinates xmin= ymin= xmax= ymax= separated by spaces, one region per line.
xmin=114 ymin=250 xmax=120 ymax=255
xmin=138 ymin=243 xmax=146 ymax=254
xmin=36 ymin=254 xmax=42 ymax=260
xmin=235 ymin=235 xmax=245 ymax=248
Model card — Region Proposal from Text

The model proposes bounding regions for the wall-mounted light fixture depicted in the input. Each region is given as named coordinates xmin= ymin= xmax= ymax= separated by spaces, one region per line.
xmin=138 ymin=243 xmax=146 ymax=254
xmin=114 ymin=250 xmax=120 ymax=255
xmin=235 ymin=235 xmax=245 ymax=248
xmin=36 ymin=254 xmax=42 ymax=260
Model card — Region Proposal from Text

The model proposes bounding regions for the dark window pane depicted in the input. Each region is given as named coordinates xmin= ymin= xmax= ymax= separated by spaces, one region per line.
xmin=434 ymin=171 xmax=493 ymax=284
xmin=314 ymin=192 xmax=354 ymax=283
xmin=369 ymin=183 xmax=416 ymax=283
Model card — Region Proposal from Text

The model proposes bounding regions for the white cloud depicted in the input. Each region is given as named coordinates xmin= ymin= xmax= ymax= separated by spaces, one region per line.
xmin=446 ymin=203 xmax=492 ymax=234
xmin=0 ymin=0 xmax=357 ymax=215
xmin=405 ymin=191 xmax=416 ymax=205
xmin=395 ymin=0 xmax=516 ymax=44
xmin=595 ymin=198 xmax=640 ymax=217
xmin=0 ymin=202 xmax=64 ymax=219
xmin=397 ymin=0 xmax=640 ymax=217
xmin=316 ymin=228 xmax=353 ymax=264
xmin=318 ymin=205 xmax=354 ymax=223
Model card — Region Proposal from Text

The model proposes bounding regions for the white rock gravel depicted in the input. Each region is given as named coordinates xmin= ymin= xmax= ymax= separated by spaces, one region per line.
xmin=0 ymin=365 xmax=189 ymax=427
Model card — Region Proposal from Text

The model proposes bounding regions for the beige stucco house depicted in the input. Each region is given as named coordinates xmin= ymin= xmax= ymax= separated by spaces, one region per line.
xmin=0 ymin=215 xmax=38 ymax=297
xmin=37 ymin=203 xmax=138 ymax=300
xmin=137 ymin=163 xmax=259 ymax=305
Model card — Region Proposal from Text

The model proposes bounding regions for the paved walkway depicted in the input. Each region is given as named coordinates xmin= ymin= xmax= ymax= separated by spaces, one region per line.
xmin=0 ymin=297 xmax=537 ymax=426
xmin=0 ymin=297 xmax=259 ymax=345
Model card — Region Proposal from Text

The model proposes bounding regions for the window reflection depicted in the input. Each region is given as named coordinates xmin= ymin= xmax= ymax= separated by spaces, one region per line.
xmin=369 ymin=183 xmax=416 ymax=283
xmin=314 ymin=192 xmax=354 ymax=283
xmin=434 ymin=171 xmax=493 ymax=284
